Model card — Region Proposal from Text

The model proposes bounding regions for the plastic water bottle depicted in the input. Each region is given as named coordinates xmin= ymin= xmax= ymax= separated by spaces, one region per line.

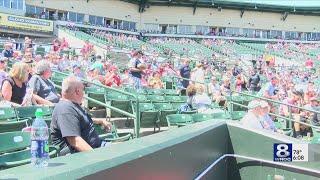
xmin=30 ymin=108 xmax=49 ymax=167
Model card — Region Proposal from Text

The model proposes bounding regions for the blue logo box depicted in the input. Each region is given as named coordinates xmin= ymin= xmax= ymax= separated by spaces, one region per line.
xmin=274 ymin=143 xmax=292 ymax=162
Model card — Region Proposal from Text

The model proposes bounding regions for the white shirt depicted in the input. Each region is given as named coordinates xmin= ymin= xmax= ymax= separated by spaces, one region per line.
xmin=191 ymin=68 xmax=205 ymax=83
xmin=240 ymin=111 xmax=264 ymax=130
xmin=193 ymin=94 xmax=212 ymax=110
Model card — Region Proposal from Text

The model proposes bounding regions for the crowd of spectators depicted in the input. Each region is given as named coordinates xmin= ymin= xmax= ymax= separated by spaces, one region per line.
xmin=0 ymin=30 xmax=319 ymax=153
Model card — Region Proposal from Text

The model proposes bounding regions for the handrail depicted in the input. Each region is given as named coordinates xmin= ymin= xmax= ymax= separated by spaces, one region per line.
xmin=172 ymin=76 xmax=207 ymax=86
xmin=52 ymin=70 xmax=136 ymax=98
xmin=55 ymin=84 xmax=135 ymax=118
xmin=162 ymin=73 xmax=320 ymax=131
xmin=195 ymin=154 xmax=320 ymax=180
xmin=235 ymin=91 xmax=320 ymax=114
xmin=85 ymin=96 xmax=135 ymax=118
xmin=230 ymin=101 xmax=320 ymax=130
xmin=228 ymin=91 xmax=320 ymax=131
xmin=52 ymin=70 xmax=141 ymax=138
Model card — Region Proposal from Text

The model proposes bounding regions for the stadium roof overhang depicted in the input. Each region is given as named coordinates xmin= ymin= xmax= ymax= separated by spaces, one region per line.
xmin=122 ymin=0 xmax=320 ymax=15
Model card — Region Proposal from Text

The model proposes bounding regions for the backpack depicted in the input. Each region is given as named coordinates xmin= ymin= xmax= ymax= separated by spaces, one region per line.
xmin=178 ymin=104 xmax=192 ymax=113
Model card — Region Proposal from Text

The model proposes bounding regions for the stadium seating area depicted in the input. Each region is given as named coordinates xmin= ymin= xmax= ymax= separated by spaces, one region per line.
xmin=0 ymin=22 xmax=320 ymax=173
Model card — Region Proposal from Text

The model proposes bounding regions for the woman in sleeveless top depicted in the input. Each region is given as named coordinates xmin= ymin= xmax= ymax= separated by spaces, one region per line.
xmin=1 ymin=62 xmax=53 ymax=106
xmin=1 ymin=62 xmax=29 ymax=104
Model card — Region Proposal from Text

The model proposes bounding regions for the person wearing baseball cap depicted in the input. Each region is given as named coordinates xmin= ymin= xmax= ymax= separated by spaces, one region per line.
xmin=73 ymin=64 xmax=85 ymax=79
xmin=128 ymin=50 xmax=144 ymax=89
xmin=240 ymin=99 xmax=264 ymax=130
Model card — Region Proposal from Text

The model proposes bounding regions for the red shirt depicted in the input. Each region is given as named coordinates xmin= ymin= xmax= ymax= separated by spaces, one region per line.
xmin=305 ymin=59 xmax=313 ymax=68
xmin=60 ymin=41 xmax=69 ymax=50
xmin=53 ymin=42 xmax=60 ymax=52
xmin=105 ymin=74 xmax=121 ymax=87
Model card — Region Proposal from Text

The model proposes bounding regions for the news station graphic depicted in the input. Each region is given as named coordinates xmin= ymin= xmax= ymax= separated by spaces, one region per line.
xmin=274 ymin=143 xmax=309 ymax=162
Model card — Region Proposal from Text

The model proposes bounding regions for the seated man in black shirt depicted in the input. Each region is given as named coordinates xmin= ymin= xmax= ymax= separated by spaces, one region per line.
xmin=50 ymin=76 xmax=112 ymax=155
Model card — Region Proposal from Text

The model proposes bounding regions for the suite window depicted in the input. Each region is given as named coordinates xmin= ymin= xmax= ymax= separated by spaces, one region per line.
xmin=4 ymin=0 xmax=10 ymax=8
xmin=178 ymin=25 xmax=192 ymax=34
xmin=26 ymin=5 xmax=34 ymax=14
xmin=96 ymin=16 xmax=103 ymax=26
xmin=68 ymin=12 xmax=77 ymax=22
xmin=10 ymin=0 xmax=17 ymax=9
xmin=76 ymin=13 xmax=84 ymax=23
xmin=17 ymin=0 xmax=22 ymax=9
xmin=196 ymin=26 xmax=209 ymax=34
xmin=144 ymin=23 xmax=159 ymax=32
xmin=35 ymin=6 xmax=44 ymax=15
xmin=123 ymin=21 xmax=130 ymax=30
xmin=89 ymin=15 xmax=103 ymax=26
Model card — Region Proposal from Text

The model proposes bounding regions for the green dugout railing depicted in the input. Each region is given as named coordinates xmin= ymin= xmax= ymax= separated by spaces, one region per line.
xmin=52 ymin=70 xmax=142 ymax=138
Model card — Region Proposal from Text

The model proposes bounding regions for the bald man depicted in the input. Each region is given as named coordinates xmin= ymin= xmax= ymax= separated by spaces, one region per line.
xmin=50 ymin=76 xmax=112 ymax=155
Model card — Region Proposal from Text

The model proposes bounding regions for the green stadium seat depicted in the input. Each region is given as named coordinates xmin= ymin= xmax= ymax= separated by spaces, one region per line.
xmin=86 ymin=88 xmax=106 ymax=109
xmin=179 ymin=96 xmax=188 ymax=102
xmin=93 ymin=123 xmax=132 ymax=142
xmin=0 ymin=131 xmax=31 ymax=168
xmin=146 ymin=89 xmax=163 ymax=95
xmin=230 ymin=111 xmax=246 ymax=120
xmin=0 ymin=108 xmax=17 ymax=121
xmin=125 ymin=88 xmax=146 ymax=95
xmin=171 ymin=102 xmax=185 ymax=111
xmin=100 ymin=132 xmax=133 ymax=143
xmin=165 ymin=96 xmax=185 ymax=103
xmin=153 ymin=103 xmax=177 ymax=127
xmin=274 ymin=119 xmax=286 ymax=129
xmin=164 ymin=89 xmax=179 ymax=96
xmin=0 ymin=44 xmax=3 ymax=52
xmin=105 ymin=93 xmax=131 ymax=118
xmin=210 ymin=103 xmax=221 ymax=109
xmin=191 ymin=113 xmax=215 ymax=122
xmin=35 ymin=47 xmax=45 ymax=56
xmin=51 ymin=72 xmax=68 ymax=87
xmin=212 ymin=112 xmax=231 ymax=119
xmin=15 ymin=106 xmax=52 ymax=126
xmin=180 ymin=110 xmax=198 ymax=114
xmin=133 ymin=103 xmax=159 ymax=131
xmin=311 ymin=127 xmax=320 ymax=144
xmin=166 ymin=114 xmax=193 ymax=128
xmin=0 ymin=108 xmax=28 ymax=133
xmin=147 ymin=95 xmax=166 ymax=103
xmin=0 ymin=131 xmax=58 ymax=169
xmin=136 ymin=94 xmax=150 ymax=102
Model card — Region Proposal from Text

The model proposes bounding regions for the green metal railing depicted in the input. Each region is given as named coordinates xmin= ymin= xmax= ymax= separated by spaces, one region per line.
xmin=228 ymin=91 xmax=320 ymax=131
xmin=167 ymin=75 xmax=320 ymax=133
xmin=52 ymin=70 xmax=141 ymax=138
xmin=171 ymin=76 xmax=209 ymax=91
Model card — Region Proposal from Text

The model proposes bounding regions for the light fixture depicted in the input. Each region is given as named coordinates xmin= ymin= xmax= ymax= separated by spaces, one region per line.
xmin=254 ymin=4 xmax=257 ymax=9
xmin=293 ymin=7 xmax=296 ymax=12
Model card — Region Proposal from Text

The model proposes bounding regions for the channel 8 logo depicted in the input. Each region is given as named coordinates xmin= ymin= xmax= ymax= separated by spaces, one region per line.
xmin=274 ymin=143 xmax=292 ymax=162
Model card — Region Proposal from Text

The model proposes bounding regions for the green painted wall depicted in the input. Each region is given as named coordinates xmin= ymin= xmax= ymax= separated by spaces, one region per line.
xmin=0 ymin=121 xmax=232 ymax=180
xmin=227 ymin=123 xmax=320 ymax=180
xmin=1 ymin=120 xmax=320 ymax=180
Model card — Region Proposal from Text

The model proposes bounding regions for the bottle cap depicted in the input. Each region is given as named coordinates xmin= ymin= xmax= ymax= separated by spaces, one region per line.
xmin=35 ymin=108 xmax=43 ymax=118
